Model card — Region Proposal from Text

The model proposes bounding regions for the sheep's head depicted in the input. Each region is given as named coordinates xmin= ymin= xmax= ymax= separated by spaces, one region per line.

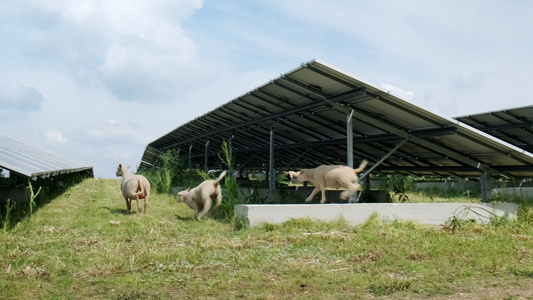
xmin=284 ymin=171 xmax=300 ymax=181
xmin=176 ymin=188 xmax=190 ymax=203
xmin=115 ymin=164 xmax=130 ymax=177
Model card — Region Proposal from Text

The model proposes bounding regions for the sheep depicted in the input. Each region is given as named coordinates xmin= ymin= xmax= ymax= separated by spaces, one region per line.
xmin=115 ymin=164 xmax=151 ymax=213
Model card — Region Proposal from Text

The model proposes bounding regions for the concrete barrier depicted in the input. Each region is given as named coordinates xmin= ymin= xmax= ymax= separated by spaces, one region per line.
xmin=492 ymin=187 xmax=533 ymax=200
xmin=234 ymin=202 xmax=518 ymax=227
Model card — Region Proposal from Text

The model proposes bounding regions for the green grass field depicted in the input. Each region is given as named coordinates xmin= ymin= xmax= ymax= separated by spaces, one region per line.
xmin=1 ymin=178 xmax=533 ymax=299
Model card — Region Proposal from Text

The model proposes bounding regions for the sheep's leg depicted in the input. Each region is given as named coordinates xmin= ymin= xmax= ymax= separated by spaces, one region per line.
xmin=194 ymin=204 xmax=200 ymax=220
xmin=197 ymin=198 xmax=212 ymax=220
xmin=125 ymin=197 xmax=131 ymax=212
xmin=341 ymin=183 xmax=360 ymax=200
xmin=305 ymin=186 xmax=321 ymax=203
xmin=213 ymin=190 xmax=222 ymax=210
xmin=320 ymin=185 xmax=328 ymax=203
xmin=134 ymin=195 xmax=141 ymax=213
xmin=143 ymin=196 xmax=149 ymax=214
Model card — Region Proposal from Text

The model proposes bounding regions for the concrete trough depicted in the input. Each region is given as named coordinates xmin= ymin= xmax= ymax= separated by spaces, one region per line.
xmin=234 ymin=202 xmax=518 ymax=227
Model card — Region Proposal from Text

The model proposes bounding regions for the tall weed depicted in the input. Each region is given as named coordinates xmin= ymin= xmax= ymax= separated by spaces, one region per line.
xmin=140 ymin=149 xmax=190 ymax=194
xmin=1 ymin=179 xmax=42 ymax=230
xmin=389 ymin=175 xmax=414 ymax=202
xmin=0 ymin=199 xmax=15 ymax=231
xmin=215 ymin=140 xmax=241 ymax=221
xmin=26 ymin=179 xmax=41 ymax=217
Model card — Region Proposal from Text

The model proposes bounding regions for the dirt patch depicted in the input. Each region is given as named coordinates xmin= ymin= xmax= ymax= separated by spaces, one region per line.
xmin=372 ymin=278 xmax=533 ymax=299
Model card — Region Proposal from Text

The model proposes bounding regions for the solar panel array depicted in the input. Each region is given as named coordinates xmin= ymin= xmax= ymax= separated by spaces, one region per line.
xmin=141 ymin=60 xmax=533 ymax=179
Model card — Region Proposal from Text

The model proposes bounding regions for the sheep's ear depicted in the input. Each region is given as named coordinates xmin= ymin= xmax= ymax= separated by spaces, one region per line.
xmin=127 ymin=165 xmax=131 ymax=169
xmin=186 ymin=188 xmax=190 ymax=191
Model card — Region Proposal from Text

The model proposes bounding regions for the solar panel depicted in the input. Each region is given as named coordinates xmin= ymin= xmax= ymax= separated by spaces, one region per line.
xmin=140 ymin=60 xmax=533 ymax=179
xmin=0 ymin=132 xmax=93 ymax=178
xmin=455 ymin=106 xmax=533 ymax=154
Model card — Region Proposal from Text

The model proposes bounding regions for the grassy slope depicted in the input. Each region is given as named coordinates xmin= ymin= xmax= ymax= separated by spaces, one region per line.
xmin=1 ymin=178 xmax=533 ymax=299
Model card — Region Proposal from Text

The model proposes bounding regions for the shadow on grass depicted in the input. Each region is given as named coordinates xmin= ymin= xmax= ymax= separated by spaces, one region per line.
xmin=174 ymin=213 xmax=234 ymax=224
xmin=101 ymin=206 xmax=135 ymax=215
xmin=174 ymin=214 xmax=195 ymax=221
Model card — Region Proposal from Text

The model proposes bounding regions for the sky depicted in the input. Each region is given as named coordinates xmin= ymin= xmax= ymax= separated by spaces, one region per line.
xmin=1 ymin=0 xmax=532 ymax=179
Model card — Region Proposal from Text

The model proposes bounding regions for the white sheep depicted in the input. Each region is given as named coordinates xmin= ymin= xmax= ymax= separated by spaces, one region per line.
xmin=115 ymin=164 xmax=151 ymax=213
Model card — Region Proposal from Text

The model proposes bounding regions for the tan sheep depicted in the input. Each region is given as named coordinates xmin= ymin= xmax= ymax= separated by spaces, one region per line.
xmin=296 ymin=160 xmax=368 ymax=204
xmin=115 ymin=164 xmax=151 ymax=213
xmin=177 ymin=170 xmax=227 ymax=220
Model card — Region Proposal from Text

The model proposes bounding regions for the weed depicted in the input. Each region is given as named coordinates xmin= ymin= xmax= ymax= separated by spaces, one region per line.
xmin=389 ymin=175 xmax=413 ymax=202
xmin=369 ymin=274 xmax=413 ymax=296
xmin=1 ymin=179 xmax=42 ymax=230
xmin=140 ymin=149 xmax=188 ymax=194
xmin=510 ymin=267 xmax=533 ymax=278
xmin=246 ymin=180 xmax=268 ymax=204
xmin=215 ymin=139 xmax=241 ymax=221
xmin=26 ymin=179 xmax=41 ymax=217
xmin=0 ymin=199 xmax=15 ymax=231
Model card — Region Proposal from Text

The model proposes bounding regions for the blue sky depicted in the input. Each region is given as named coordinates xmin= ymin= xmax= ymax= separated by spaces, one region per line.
xmin=1 ymin=0 xmax=532 ymax=178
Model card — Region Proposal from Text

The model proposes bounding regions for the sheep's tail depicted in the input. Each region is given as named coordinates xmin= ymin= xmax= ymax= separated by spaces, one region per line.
xmin=134 ymin=179 xmax=146 ymax=198
xmin=353 ymin=160 xmax=368 ymax=173
xmin=214 ymin=170 xmax=228 ymax=185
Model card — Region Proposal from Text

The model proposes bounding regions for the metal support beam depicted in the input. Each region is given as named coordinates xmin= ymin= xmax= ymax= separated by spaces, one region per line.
xmin=229 ymin=133 xmax=234 ymax=176
xmin=476 ymin=121 xmax=533 ymax=132
xmin=238 ymin=151 xmax=262 ymax=169
xmin=356 ymin=138 xmax=408 ymax=203
xmin=204 ymin=140 xmax=209 ymax=173
xmin=316 ymin=94 xmax=493 ymax=174
xmin=189 ymin=145 xmax=193 ymax=169
xmin=347 ymin=109 xmax=355 ymax=203
xmin=160 ymin=87 xmax=367 ymax=151
xmin=269 ymin=126 xmax=276 ymax=190
xmin=360 ymin=138 xmax=408 ymax=180
xmin=350 ymin=109 xmax=496 ymax=175
xmin=283 ymin=147 xmax=313 ymax=170
xmin=364 ymin=174 xmax=370 ymax=191
xmin=347 ymin=109 xmax=354 ymax=168
xmin=481 ymin=166 xmax=492 ymax=203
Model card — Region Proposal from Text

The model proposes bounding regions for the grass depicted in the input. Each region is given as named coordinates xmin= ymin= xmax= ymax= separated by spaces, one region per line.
xmin=1 ymin=178 xmax=533 ymax=299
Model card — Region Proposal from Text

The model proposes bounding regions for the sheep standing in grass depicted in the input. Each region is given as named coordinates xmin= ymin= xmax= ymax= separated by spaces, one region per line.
xmin=115 ymin=164 xmax=151 ymax=214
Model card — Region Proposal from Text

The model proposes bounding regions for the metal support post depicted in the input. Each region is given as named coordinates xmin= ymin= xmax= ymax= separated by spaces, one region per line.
xmin=360 ymin=138 xmax=408 ymax=180
xmin=189 ymin=145 xmax=193 ymax=169
xmin=347 ymin=110 xmax=354 ymax=168
xmin=364 ymin=174 xmax=370 ymax=191
xmin=480 ymin=167 xmax=492 ymax=203
xmin=347 ymin=110 xmax=355 ymax=202
xmin=204 ymin=140 xmax=209 ymax=173
xmin=269 ymin=126 xmax=276 ymax=190
xmin=228 ymin=134 xmax=234 ymax=176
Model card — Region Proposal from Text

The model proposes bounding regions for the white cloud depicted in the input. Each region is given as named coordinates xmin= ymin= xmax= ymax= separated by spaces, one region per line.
xmin=1 ymin=0 xmax=204 ymax=102
xmin=44 ymin=130 xmax=67 ymax=148
xmin=0 ymin=83 xmax=44 ymax=112
xmin=88 ymin=119 xmax=154 ymax=146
